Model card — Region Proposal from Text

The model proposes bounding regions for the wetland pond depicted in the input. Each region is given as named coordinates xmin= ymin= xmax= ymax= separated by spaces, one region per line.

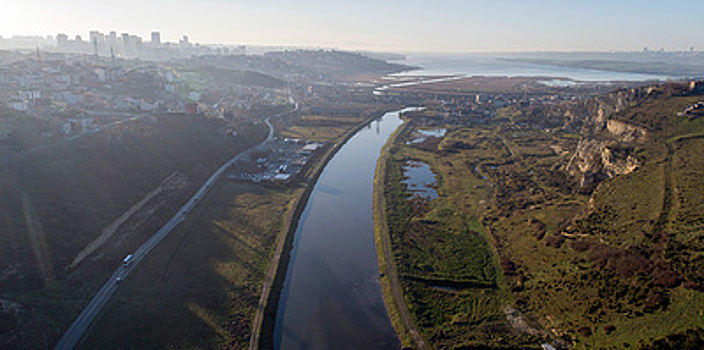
xmin=402 ymin=161 xmax=439 ymax=201
xmin=407 ymin=128 xmax=447 ymax=144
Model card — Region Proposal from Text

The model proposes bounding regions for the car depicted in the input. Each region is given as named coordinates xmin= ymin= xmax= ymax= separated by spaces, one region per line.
xmin=116 ymin=277 xmax=122 ymax=283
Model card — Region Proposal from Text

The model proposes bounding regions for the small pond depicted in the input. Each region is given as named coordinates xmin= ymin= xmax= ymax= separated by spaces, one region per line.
xmin=402 ymin=161 xmax=439 ymax=200
xmin=407 ymin=128 xmax=447 ymax=144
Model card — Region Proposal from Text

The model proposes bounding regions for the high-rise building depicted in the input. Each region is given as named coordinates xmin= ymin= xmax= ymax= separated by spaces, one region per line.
xmin=151 ymin=31 xmax=161 ymax=47
xmin=56 ymin=33 xmax=68 ymax=49
xmin=180 ymin=35 xmax=190 ymax=48
xmin=107 ymin=31 xmax=117 ymax=56
xmin=121 ymin=33 xmax=130 ymax=57
xmin=89 ymin=31 xmax=105 ymax=56
xmin=131 ymin=35 xmax=142 ymax=57
xmin=89 ymin=31 xmax=100 ymax=43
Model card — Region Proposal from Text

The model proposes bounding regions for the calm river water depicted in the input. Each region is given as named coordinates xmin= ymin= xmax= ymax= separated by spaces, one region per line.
xmin=273 ymin=109 xmax=417 ymax=349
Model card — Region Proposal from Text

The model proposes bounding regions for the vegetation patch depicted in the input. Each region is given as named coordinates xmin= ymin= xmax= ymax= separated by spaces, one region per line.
xmin=80 ymin=181 xmax=293 ymax=349
xmin=379 ymin=83 xmax=704 ymax=349
xmin=0 ymin=114 xmax=267 ymax=349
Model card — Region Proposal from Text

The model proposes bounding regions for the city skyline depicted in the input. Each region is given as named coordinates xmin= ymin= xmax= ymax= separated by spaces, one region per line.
xmin=1 ymin=0 xmax=703 ymax=53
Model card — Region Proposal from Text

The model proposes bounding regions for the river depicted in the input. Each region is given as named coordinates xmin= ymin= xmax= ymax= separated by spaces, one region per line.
xmin=273 ymin=109 xmax=416 ymax=349
xmin=271 ymin=53 xmax=669 ymax=349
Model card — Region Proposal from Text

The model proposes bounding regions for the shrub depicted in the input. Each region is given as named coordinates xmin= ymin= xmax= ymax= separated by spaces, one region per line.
xmin=578 ymin=326 xmax=593 ymax=337
xmin=545 ymin=234 xmax=565 ymax=248
xmin=570 ymin=240 xmax=592 ymax=252
xmin=652 ymin=266 xmax=681 ymax=288
xmin=643 ymin=292 xmax=668 ymax=312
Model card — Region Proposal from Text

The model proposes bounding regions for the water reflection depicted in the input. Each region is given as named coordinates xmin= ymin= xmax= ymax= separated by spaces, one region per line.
xmin=273 ymin=108 xmax=420 ymax=350
xmin=402 ymin=161 xmax=438 ymax=200
xmin=407 ymin=128 xmax=446 ymax=144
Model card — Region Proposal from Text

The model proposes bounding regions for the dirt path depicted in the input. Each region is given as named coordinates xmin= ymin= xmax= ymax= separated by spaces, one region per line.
xmin=653 ymin=141 xmax=676 ymax=237
xmin=377 ymin=208 xmax=428 ymax=350
xmin=68 ymin=172 xmax=181 ymax=269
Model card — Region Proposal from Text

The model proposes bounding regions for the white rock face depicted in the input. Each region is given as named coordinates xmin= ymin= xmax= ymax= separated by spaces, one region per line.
xmin=606 ymin=119 xmax=647 ymax=142
xmin=566 ymin=135 xmax=639 ymax=187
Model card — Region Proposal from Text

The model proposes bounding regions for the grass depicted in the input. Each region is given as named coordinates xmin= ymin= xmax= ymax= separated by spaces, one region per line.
xmin=279 ymin=125 xmax=349 ymax=142
xmin=377 ymin=119 xmax=543 ymax=348
xmin=489 ymin=96 xmax=704 ymax=348
xmin=578 ymin=288 xmax=704 ymax=349
xmin=80 ymin=181 xmax=295 ymax=349
xmin=373 ymin=122 xmax=418 ymax=348
xmin=0 ymin=114 xmax=269 ymax=349
xmin=278 ymin=114 xmax=367 ymax=142
xmin=377 ymin=88 xmax=704 ymax=349
xmin=585 ymin=161 xmax=666 ymax=245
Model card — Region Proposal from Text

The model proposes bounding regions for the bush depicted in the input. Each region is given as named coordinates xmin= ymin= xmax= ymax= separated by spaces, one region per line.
xmin=640 ymin=327 xmax=704 ymax=350
xmin=570 ymin=240 xmax=592 ymax=252
xmin=578 ymin=326 xmax=593 ymax=337
xmin=652 ymin=266 xmax=681 ymax=288
xmin=545 ymin=234 xmax=565 ymax=248
xmin=499 ymin=256 xmax=517 ymax=276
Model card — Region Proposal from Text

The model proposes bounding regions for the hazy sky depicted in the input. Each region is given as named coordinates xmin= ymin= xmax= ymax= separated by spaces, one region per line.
xmin=1 ymin=0 xmax=702 ymax=52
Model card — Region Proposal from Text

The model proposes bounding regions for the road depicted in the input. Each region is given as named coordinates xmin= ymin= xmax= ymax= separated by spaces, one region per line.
xmin=55 ymin=109 xmax=283 ymax=349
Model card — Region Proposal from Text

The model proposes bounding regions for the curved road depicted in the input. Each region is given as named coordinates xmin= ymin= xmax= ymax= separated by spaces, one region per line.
xmin=55 ymin=107 xmax=286 ymax=349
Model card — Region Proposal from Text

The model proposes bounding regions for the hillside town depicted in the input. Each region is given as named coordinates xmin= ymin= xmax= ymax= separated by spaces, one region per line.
xmin=0 ymin=30 xmax=415 ymax=149
xmin=0 ymin=52 xmax=287 ymax=145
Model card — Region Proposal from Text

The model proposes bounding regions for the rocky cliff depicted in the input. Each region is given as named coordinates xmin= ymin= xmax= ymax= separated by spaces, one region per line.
xmin=565 ymin=138 xmax=640 ymax=188
xmin=560 ymin=81 xmax=704 ymax=190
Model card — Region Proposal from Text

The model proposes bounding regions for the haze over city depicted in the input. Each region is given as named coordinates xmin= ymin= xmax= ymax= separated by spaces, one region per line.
xmin=2 ymin=0 xmax=703 ymax=52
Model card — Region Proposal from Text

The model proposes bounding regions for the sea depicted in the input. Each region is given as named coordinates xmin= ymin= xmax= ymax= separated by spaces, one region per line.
xmin=393 ymin=53 xmax=670 ymax=81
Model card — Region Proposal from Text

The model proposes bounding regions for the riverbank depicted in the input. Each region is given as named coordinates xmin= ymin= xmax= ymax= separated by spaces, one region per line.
xmin=373 ymin=117 xmax=429 ymax=349
xmin=251 ymin=106 xmax=403 ymax=350
xmin=373 ymin=108 xmax=540 ymax=348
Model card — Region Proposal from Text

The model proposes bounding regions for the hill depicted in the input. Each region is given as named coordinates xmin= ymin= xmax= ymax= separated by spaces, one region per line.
xmin=183 ymin=50 xmax=414 ymax=83
xmin=0 ymin=113 xmax=267 ymax=348
xmin=379 ymin=80 xmax=704 ymax=348
xmin=265 ymin=49 xmax=414 ymax=79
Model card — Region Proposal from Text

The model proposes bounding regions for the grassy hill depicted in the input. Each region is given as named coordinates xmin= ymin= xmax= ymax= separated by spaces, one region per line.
xmin=0 ymin=113 xmax=267 ymax=349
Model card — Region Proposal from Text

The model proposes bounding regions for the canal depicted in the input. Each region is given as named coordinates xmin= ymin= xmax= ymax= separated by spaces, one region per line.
xmin=273 ymin=108 xmax=417 ymax=349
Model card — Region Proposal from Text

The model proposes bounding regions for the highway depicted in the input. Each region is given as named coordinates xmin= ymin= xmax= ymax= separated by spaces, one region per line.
xmin=55 ymin=112 xmax=282 ymax=349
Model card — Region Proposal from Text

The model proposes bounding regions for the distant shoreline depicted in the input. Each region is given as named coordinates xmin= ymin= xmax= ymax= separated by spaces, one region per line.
xmin=393 ymin=53 xmax=688 ymax=81
xmin=499 ymin=57 xmax=702 ymax=78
